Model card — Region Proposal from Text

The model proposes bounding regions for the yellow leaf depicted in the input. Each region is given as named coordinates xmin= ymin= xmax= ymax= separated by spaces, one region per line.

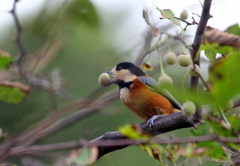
xmin=142 ymin=62 xmax=153 ymax=71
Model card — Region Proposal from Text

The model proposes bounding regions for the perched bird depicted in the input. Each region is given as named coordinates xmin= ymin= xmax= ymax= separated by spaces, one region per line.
xmin=105 ymin=62 xmax=182 ymax=127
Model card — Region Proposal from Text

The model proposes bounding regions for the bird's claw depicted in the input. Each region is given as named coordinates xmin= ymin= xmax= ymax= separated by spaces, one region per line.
xmin=147 ymin=115 xmax=165 ymax=130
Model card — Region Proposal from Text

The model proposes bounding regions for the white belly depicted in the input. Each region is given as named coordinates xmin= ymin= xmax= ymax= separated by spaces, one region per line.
xmin=119 ymin=87 xmax=130 ymax=102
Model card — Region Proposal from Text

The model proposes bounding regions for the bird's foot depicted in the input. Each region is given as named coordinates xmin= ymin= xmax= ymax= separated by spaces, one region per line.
xmin=147 ymin=115 xmax=165 ymax=130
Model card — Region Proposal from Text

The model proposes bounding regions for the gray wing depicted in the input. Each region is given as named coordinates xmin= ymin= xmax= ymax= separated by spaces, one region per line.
xmin=139 ymin=76 xmax=182 ymax=110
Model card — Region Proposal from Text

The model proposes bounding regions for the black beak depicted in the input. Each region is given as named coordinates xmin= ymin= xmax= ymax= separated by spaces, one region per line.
xmin=105 ymin=71 xmax=113 ymax=75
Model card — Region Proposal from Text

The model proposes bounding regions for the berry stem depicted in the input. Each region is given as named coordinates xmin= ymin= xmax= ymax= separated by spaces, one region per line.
xmin=147 ymin=53 xmax=152 ymax=63
xmin=167 ymin=45 xmax=171 ymax=52
xmin=181 ymin=44 xmax=186 ymax=54
xmin=157 ymin=48 xmax=166 ymax=76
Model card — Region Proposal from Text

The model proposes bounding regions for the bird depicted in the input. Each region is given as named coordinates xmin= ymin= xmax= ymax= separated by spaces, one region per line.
xmin=105 ymin=62 xmax=182 ymax=128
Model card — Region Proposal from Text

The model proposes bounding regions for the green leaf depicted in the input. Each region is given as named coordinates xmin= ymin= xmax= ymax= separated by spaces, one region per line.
xmin=226 ymin=142 xmax=240 ymax=152
xmin=205 ymin=115 xmax=233 ymax=137
xmin=0 ymin=87 xmax=27 ymax=104
xmin=0 ymin=82 xmax=30 ymax=104
xmin=209 ymin=51 xmax=240 ymax=107
xmin=198 ymin=43 xmax=234 ymax=63
xmin=195 ymin=141 xmax=228 ymax=160
xmin=140 ymin=143 xmax=168 ymax=165
xmin=166 ymin=144 xmax=179 ymax=163
xmin=157 ymin=8 xmax=181 ymax=28
xmin=181 ymin=144 xmax=194 ymax=158
xmin=204 ymin=49 xmax=216 ymax=63
xmin=225 ymin=24 xmax=240 ymax=36
xmin=120 ymin=125 xmax=169 ymax=164
xmin=191 ymin=123 xmax=209 ymax=136
xmin=227 ymin=116 xmax=240 ymax=131
xmin=180 ymin=144 xmax=208 ymax=158
xmin=217 ymin=46 xmax=234 ymax=55
xmin=225 ymin=116 xmax=240 ymax=151
xmin=0 ymin=50 xmax=12 ymax=70
xmin=204 ymin=115 xmax=240 ymax=153
xmin=118 ymin=124 xmax=150 ymax=140
xmin=142 ymin=9 xmax=152 ymax=27
xmin=66 ymin=146 xmax=98 ymax=166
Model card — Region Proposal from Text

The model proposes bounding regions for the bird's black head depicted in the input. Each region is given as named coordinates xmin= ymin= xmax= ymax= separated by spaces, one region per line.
xmin=105 ymin=62 xmax=147 ymax=85
xmin=115 ymin=62 xmax=146 ymax=76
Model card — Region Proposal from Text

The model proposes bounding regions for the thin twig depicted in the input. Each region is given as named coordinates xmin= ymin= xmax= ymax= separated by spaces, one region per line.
xmin=196 ymin=71 xmax=210 ymax=92
xmin=0 ymin=89 xmax=119 ymax=158
xmin=8 ymin=140 xmax=88 ymax=156
xmin=173 ymin=16 xmax=199 ymax=26
xmin=169 ymin=34 xmax=188 ymax=47
xmin=10 ymin=0 xmax=73 ymax=99
xmin=4 ymin=135 xmax=240 ymax=157
xmin=137 ymin=33 xmax=188 ymax=65
xmin=10 ymin=0 xmax=28 ymax=66
xmin=88 ymin=135 xmax=240 ymax=147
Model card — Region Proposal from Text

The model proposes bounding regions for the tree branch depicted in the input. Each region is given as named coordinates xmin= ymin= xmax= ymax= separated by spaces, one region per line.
xmin=10 ymin=0 xmax=28 ymax=66
xmin=0 ymin=111 xmax=195 ymax=159
xmin=190 ymin=0 xmax=212 ymax=88
xmin=0 ymin=90 xmax=119 ymax=159
xmin=82 ymin=110 xmax=240 ymax=160
xmin=3 ymin=133 xmax=240 ymax=158
xmin=1 ymin=109 xmax=239 ymax=159
xmin=87 ymin=135 xmax=240 ymax=147
xmin=7 ymin=140 xmax=87 ymax=156
xmin=9 ymin=0 xmax=71 ymax=97
xmin=87 ymin=111 xmax=196 ymax=160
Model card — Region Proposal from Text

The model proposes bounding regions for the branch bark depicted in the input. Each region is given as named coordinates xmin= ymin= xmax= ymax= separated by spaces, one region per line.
xmin=2 ymin=133 xmax=240 ymax=158
xmin=190 ymin=0 xmax=212 ymax=88
xmin=87 ymin=111 xmax=196 ymax=160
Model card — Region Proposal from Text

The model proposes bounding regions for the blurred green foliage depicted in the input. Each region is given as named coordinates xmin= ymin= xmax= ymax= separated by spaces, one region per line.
xmin=0 ymin=50 xmax=12 ymax=70
xmin=0 ymin=0 xmax=238 ymax=166
xmin=0 ymin=0 xmax=121 ymax=130
xmin=0 ymin=0 xmax=169 ymax=165
xmin=209 ymin=51 xmax=240 ymax=107
xmin=0 ymin=86 xmax=27 ymax=104
xmin=226 ymin=23 xmax=240 ymax=36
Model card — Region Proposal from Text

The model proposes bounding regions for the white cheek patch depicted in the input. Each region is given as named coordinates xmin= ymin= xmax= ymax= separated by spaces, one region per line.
xmin=112 ymin=69 xmax=136 ymax=83
xmin=120 ymin=87 xmax=130 ymax=102
xmin=123 ymin=74 xmax=136 ymax=83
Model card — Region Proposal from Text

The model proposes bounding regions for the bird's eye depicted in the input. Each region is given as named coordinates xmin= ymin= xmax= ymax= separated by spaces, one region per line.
xmin=116 ymin=66 xmax=122 ymax=71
